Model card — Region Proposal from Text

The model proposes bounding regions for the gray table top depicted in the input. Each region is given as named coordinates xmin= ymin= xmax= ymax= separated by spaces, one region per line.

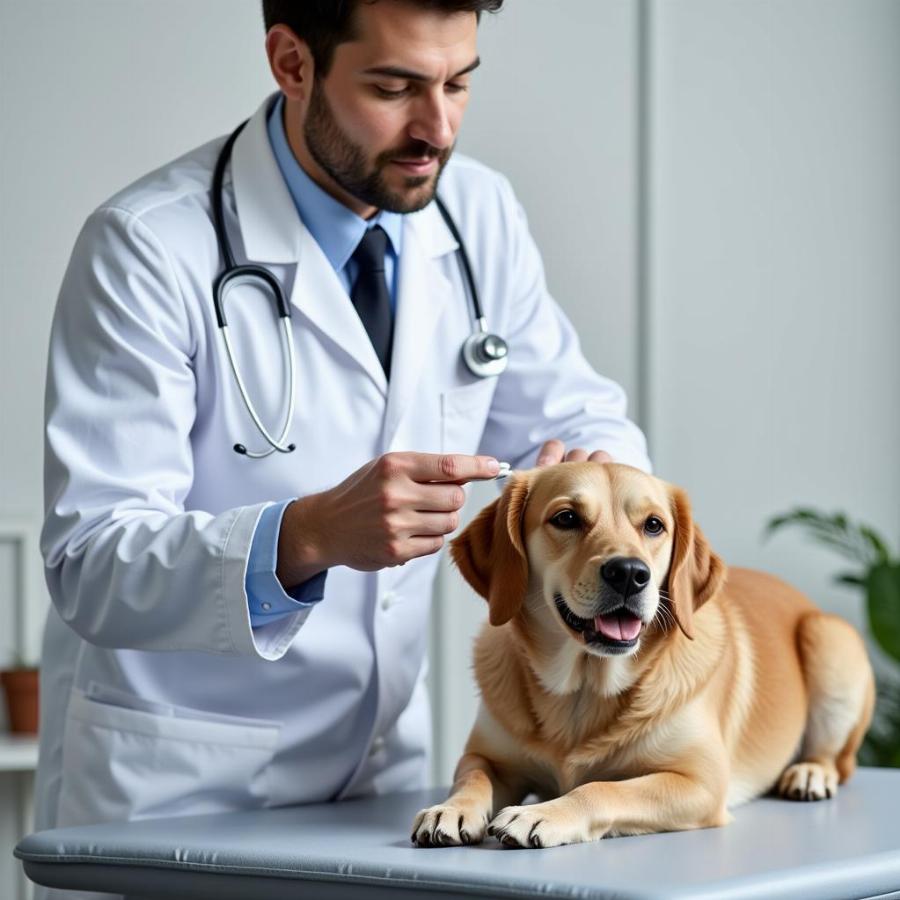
xmin=15 ymin=768 xmax=900 ymax=900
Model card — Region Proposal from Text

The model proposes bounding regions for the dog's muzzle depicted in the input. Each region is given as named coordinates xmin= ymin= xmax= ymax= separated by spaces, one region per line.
xmin=554 ymin=593 xmax=644 ymax=652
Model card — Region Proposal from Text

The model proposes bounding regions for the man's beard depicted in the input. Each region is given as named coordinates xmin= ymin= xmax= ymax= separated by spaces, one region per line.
xmin=304 ymin=79 xmax=452 ymax=214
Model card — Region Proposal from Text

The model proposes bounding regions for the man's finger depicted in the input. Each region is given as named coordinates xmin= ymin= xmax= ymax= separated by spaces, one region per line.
xmin=564 ymin=448 xmax=589 ymax=463
xmin=414 ymin=482 xmax=470 ymax=511
xmin=588 ymin=450 xmax=613 ymax=463
xmin=536 ymin=439 xmax=564 ymax=466
xmin=413 ymin=453 xmax=500 ymax=484
xmin=404 ymin=535 xmax=446 ymax=561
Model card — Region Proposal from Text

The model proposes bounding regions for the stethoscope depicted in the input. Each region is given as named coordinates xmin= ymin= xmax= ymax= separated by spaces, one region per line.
xmin=211 ymin=120 xmax=509 ymax=459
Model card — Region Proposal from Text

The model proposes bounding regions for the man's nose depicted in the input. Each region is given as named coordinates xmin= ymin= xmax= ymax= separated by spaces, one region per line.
xmin=409 ymin=91 xmax=455 ymax=149
xmin=600 ymin=557 xmax=651 ymax=598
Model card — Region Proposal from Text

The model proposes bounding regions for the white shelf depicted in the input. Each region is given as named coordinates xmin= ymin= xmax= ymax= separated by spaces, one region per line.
xmin=0 ymin=735 xmax=38 ymax=772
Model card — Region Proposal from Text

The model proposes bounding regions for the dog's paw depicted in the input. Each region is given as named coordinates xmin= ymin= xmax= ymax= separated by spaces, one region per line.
xmin=487 ymin=799 xmax=596 ymax=849
xmin=777 ymin=762 xmax=838 ymax=801
xmin=411 ymin=803 xmax=489 ymax=847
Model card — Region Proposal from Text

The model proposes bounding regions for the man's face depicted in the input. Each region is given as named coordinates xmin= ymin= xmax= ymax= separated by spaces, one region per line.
xmin=298 ymin=0 xmax=479 ymax=216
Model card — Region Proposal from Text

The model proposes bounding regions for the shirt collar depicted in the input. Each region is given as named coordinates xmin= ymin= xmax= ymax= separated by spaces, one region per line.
xmin=266 ymin=93 xmax=403 ymax=271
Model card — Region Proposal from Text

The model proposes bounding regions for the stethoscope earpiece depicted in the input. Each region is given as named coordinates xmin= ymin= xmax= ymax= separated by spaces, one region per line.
xmin=213 ymin=120 xmax=507 ymax=460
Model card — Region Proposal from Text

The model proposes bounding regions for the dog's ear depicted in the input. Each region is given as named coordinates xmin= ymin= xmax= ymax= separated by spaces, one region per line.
xmin=449 ymin=472 xmax=531 ymax=626
xmin=665 ymin=486 xmax=727 ymax=640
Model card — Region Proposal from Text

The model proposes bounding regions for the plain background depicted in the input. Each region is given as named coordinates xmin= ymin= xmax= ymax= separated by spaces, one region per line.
xmin=1 ymin=1 xmax=898 ymax=898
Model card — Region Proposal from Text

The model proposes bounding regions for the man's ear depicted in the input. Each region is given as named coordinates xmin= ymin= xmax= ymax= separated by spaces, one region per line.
xmin=265 ymin=25 xmax=314 ymax=103
xmin=665 ymin=486 xmax=727 ymax=640
xmin=449 ymin=472 xmax=531 ymax=627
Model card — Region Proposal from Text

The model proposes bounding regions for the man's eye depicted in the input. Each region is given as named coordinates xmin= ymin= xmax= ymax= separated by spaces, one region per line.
xmin=644 ymin=516 xmax=665 ymax=536
xmin=550 ymin=510 xmax=581 ymax=530
xmin=374 ymin=85 xmax=409 ymax=98
xmin=445 ymin=82 xmax=468 ymax=94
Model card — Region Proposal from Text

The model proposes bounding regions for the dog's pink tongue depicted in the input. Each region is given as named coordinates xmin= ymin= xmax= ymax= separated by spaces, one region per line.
xmin=595 ymin=612 xmax=642 ymax=642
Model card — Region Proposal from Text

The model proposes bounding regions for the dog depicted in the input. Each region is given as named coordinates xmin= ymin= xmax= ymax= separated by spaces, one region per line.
xmin=411 ymin=462 xmax=874 ymax=848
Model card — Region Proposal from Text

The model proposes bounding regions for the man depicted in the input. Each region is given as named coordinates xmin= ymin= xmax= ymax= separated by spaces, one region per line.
xmin=36 ymin=0 xmax=650 ymax=856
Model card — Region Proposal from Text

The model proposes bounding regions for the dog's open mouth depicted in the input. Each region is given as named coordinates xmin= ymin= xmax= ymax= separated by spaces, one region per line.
xmin=554 ymin=593 xmax=643 ymax=650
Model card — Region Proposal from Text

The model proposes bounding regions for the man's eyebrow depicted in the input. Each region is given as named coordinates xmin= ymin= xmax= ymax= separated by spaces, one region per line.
xmin=361 ymin=57 xmax=481 ymax=82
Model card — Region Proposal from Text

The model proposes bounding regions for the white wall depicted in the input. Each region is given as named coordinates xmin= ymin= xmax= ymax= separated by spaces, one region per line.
xmin=647 ymin=0 xmax=900 ymax=626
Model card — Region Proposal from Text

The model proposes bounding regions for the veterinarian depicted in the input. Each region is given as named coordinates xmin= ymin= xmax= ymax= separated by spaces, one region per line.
xmin=36 ymin=0 xmax=651 ymax=849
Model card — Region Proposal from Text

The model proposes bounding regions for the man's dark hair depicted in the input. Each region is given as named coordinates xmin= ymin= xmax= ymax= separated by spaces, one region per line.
xmin=262 ymin=0 xmax=503 ymax=77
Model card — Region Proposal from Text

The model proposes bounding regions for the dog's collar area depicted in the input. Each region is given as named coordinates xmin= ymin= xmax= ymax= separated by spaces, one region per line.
xmin=553 ymin=593 xmax=642 ymax=651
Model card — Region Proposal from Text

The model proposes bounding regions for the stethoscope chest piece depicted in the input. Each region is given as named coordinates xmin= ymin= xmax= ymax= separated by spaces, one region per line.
xmin=462 ymin=323 xmax=509 ymax=378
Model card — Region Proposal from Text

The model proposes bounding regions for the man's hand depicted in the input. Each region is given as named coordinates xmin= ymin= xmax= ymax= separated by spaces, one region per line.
xmin=276 ymin=452 xmax=500 ymax=589
xmin=536 ymin=439 xmax=612 ymax=466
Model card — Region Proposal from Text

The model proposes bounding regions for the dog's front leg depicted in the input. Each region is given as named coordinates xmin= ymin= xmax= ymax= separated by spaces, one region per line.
xmin=411 ymin=752 xmax=528 ymax=847
xmin=489 ymin=771 xmax=730 ymax=848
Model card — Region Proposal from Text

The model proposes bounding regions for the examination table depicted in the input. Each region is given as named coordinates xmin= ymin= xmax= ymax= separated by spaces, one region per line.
xmin=15 ymin=767 xmax=900 ymax=899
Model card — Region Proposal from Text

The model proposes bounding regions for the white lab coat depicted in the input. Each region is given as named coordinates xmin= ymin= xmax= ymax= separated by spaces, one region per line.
xmin=35 ymin=94 xmax=650 ymax=845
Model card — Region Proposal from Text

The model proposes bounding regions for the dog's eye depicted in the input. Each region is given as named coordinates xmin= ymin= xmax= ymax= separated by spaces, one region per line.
xmin=644 ymin=516 xmax=665 ymax=536
xmin=550 ymin=510 xmax=581 ymax=530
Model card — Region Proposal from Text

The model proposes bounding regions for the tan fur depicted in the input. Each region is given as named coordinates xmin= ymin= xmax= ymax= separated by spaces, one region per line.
xmin=411 ymin=462 xmax=875 ymax=848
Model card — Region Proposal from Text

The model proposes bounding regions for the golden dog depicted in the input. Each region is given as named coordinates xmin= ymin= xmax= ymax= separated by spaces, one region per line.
xmin=412 ymin=462 xmax=874 ymax=848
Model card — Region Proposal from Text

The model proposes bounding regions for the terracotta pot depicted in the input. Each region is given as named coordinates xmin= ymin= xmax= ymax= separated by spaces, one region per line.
xmin=1 ymin=668 xmax=39 ymax=734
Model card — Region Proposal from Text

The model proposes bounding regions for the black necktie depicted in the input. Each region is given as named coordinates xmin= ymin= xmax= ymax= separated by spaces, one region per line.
xmin=350 ymin=226 xmax=394 ymax=378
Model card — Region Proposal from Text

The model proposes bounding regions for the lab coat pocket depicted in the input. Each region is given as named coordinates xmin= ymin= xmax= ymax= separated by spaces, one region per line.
xmin=440 ymin=379 xmax=497 ymax=455
xmin=56 ymin=687 xmax=281 ymax=826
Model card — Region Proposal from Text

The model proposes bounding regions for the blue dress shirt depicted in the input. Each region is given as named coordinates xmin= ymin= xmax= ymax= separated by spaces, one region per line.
xmin=246 ymin=94 xmax=404 ymax=627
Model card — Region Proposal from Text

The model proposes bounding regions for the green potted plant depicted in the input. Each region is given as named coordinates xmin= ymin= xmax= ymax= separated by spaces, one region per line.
xmin=0 ymin=651 xmax=39 ymax=735
xmin=766 ymin=508 xmax=900 ymax=767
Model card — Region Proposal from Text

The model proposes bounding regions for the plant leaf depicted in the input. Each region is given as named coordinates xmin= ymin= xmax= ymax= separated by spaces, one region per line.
xmin=765 ymin=508 xmax=877 ymax=566
xmin=764 ymin=509 xmax=830 ymax=536
xmin=835 ymin=572 xmax=866 ymax=587
xmin=799 ymin=530 xmax=870 ymax=564
xmin=867 ymin=563 xmax=900 ymax=665
xmin=860 ymin=526 xmax=893 ymax=566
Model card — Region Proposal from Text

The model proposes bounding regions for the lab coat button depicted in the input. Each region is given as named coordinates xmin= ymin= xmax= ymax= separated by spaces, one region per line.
xmin=370 ymin=736 xmax=386 ymax=754
xmin=380 ymin=591 xmax=396 ymax=611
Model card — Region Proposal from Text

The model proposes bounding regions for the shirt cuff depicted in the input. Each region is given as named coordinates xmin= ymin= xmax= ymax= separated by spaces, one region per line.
xmin=247 ymin=499 xmax=328 ymax=628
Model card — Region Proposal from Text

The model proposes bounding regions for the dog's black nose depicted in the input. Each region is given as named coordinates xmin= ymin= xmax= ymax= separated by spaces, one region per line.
xmin=601 ymin=557 xmax=651 ymax=597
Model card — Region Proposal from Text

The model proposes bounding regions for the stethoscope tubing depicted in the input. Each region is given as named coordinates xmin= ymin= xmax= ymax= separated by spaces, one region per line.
xmin=433 ymin=193 xmax=484 ymax=322
xmin=220 ymin=320 xmax=297 ymax=458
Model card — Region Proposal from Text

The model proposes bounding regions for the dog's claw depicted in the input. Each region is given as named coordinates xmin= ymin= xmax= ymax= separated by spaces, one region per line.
xmin=778 ymin=762 xmax=838 ymax=803
xmin=411 ymin=803 xmax=490 ymax=847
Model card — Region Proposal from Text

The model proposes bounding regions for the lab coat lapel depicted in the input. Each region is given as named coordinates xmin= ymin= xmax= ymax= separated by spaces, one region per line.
xmin=230 ymin=95 xmax=388 ymax=395
xmin=291 ymin=226 xmax=389 ymax=395
xmin=231 ymin=95 xmax=301 ymax=265
xmin=382 ymin=202 xmax=458 ymax=448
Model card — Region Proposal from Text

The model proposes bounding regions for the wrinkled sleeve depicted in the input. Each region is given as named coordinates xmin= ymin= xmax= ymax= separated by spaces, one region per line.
xmin=41 ymin=207 xmax=312 ymax=661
